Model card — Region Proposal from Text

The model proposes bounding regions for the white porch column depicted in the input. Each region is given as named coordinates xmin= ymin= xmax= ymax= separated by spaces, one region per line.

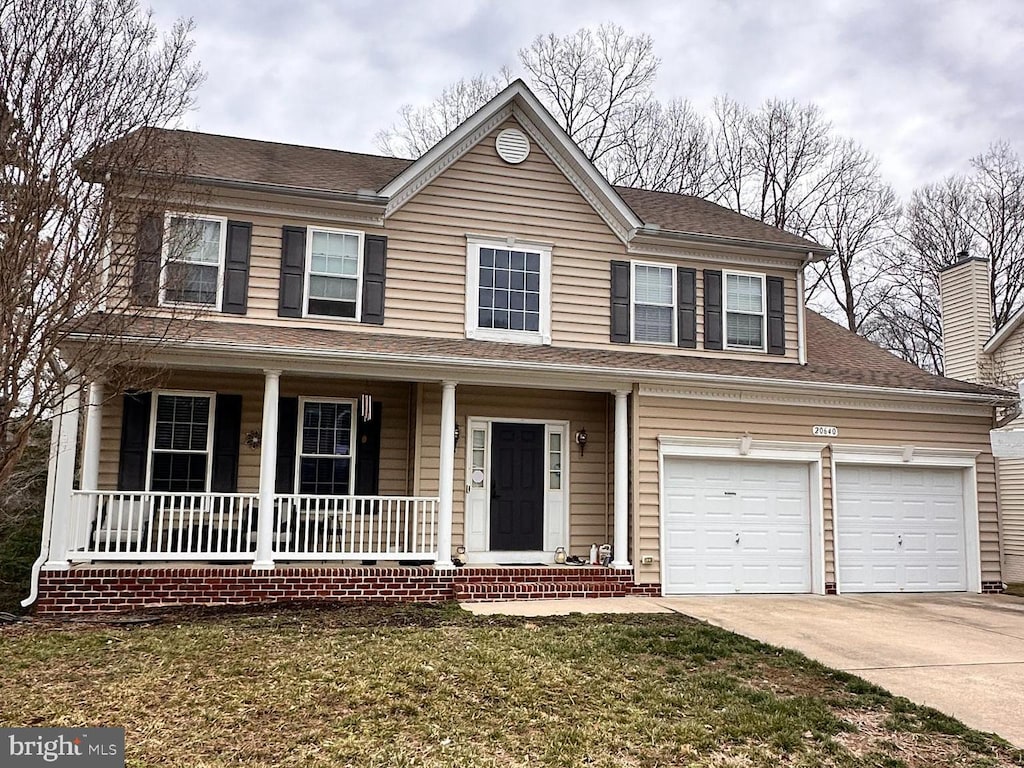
xmin=436 ymin=381 xmax=457 ymax=568
xmin=254 ymin=369 xmax=281 ymax=570
xmin=610 ymin=389 xmax=632 ymax=569
xmin=43 ymin=380 xmax=82 ymax=570
xmin=80 ymin=380 xmax=104 ymax=492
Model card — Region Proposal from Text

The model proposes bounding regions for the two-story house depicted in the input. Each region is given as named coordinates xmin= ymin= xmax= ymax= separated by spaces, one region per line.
xmin=26 ymin=81 xmax=1011 ymax=613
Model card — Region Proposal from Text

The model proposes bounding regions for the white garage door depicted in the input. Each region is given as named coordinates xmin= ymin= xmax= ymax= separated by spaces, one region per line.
xmin=836 ymin=465 xmax=966 ymax=592
xmin=663 ymin=458 xmax=812 ymax=594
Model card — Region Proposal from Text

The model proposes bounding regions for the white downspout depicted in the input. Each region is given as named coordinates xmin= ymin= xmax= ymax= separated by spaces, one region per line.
xmin=797 ymin=251 xmax=813 ymax=365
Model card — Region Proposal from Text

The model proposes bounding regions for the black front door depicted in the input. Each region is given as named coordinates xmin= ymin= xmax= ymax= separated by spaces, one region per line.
xmin=490 ymin=422 xmax=545 ymax=551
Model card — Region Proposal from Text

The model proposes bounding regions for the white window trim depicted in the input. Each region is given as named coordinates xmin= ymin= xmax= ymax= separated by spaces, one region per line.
xmin=630 ymin=260 xmax=677 ymax=346
xmin=295 ymin=397 xmax=358 ymax=495
xmin=465 ymin=235 xmax=552 ymax=345
xmin=723 ymin=270 xmax=767 ymax=352
xmin=146 ymin=390 xmax=217 ymax=492
xmin=159 ymin=213 xmax=228 ymax=311
xmin=303 ymin=226 xmax=364 ymax=322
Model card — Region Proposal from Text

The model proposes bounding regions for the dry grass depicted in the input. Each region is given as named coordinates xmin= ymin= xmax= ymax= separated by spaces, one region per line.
xmin=1 ymin=603 xmax=1021 ymax=768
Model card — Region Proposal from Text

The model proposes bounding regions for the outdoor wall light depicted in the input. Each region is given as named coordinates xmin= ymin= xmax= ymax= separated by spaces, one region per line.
xmin=454 ymin=423 xmax=461 ymax=451
xmin=575 ymin=427 xmax=588 ymax=456
xmin=244 ymin=430 xmax=262 ymax=450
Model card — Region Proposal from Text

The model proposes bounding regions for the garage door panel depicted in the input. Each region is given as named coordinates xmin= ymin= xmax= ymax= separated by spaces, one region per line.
xmin=836 ymin=465 xmax=966 ymax=593
xmin=663 ymin=458 xmax=812 ymax=595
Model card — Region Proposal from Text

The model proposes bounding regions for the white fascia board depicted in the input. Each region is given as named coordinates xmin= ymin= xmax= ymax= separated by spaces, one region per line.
xmin=983 ymin=306 xmax=1024 ymax=354
xmin=378 ymin=80 xmax=641 ymax=240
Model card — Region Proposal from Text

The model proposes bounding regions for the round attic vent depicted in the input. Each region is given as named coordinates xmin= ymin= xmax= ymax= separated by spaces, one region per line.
xmin=495 ymin=127 xmax=530 ymax=164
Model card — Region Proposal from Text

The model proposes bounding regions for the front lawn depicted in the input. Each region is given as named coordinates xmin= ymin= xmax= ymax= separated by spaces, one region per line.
xmin=1 ymin=604 xmax=1020 ymax=767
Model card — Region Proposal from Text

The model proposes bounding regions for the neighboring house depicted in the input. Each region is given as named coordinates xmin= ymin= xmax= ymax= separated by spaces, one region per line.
xmin=27 ymin=81 xmax=1011 ymax=613
xmin=940 ymin=255 xmax=1024 ymax=583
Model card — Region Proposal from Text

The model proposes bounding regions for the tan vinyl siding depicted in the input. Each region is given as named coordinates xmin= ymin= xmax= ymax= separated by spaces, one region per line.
xmin=416 ymin=384 xmax=611 ymax=555
xmin=939 ymin=259 xmax=992 ymax=382
xmin=990 ymin=323 xmax=1024 ymax=386
xmin=997 ymin=457 xmax=1024 ymax=582
xmin=97 ymin=372 xmax=413 ymax=497
xmin=635 ymin=395 xmax=1000 ymax=586
xmin=145 ymin=117 xmax=802 ymax=364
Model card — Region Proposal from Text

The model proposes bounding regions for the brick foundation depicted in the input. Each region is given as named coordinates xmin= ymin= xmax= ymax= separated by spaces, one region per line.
xmin=981 ymin=580 xmax=1005 ymax=594
xmin=34 ymin=566 xmax=661 ymax=614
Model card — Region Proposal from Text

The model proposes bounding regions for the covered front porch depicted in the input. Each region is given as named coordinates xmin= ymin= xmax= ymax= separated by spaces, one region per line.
xmin=35 ymin=365 xmax=634 ymax=599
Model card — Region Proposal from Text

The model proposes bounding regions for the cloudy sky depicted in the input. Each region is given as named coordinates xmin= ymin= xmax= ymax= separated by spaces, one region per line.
xmin=148 ymin=0 xmax=1023 ymax=198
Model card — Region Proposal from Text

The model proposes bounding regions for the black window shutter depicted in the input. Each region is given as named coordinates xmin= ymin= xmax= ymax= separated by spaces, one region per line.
xmin=360 ymin=235 xmax=387 ymax=325
xmin=279 ymin=226 xmax=306 ymax=318
xmin=275 ymin=397 xmax=299 ymax=493
xmin=133 ymin=213 xmax=163 ymax=307
xmin=211 ymin=394 xmax=242 ymax=492
xmin=222 ymin=221 xmax=252 ymax=315
xmin=118 ymin=391 xmax=152 ymax=490
xmin=355 ymin=402 xmax=383 ymax=495
xmin=704 ymin=269 xmax=723 ymax=350
xmin=677 ymin=267 xmax=697 ymax=349
xmin=767 ymin=276 xmax=786 ymax=355
xmin=610 ymin=260 xmax=631 ymax=343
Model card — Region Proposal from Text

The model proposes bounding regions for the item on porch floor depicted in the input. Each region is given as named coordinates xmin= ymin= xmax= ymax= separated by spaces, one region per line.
xmin=453 ymin=546 xmax=466 ymax=567
xmin=599 ymin=544 xmax=612 ymax=567
xmin=589 ymin=543 xmax=598 ymax=565
xmin=564 ymin=555 xmax=587 ymax=565
xmin=554 ymin=546 xmax=567 ymax=564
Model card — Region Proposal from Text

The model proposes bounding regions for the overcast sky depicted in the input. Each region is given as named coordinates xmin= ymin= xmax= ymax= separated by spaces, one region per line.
xmin=148 ymin=0 xmax=1023 ymax=198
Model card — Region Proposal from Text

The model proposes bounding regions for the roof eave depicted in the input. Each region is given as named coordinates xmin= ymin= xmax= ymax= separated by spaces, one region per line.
xmin=632 ymin=225 xmax=832 ymax=260
xmin=68 ymin=331 xmax=1008 ymax=407
xmin=983 ymin=307 xmax=1024 ymax=354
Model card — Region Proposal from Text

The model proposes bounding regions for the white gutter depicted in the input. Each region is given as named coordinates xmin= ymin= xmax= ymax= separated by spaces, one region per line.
xmin=81 ymin=332 xmax=1011 ymax=407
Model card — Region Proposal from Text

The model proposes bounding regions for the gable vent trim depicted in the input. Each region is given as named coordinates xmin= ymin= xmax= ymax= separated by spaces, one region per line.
xmin=495 ymin=127 xmax=530 ymax=164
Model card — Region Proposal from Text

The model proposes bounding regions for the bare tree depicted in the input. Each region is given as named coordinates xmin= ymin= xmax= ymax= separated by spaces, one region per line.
xmin=606 ymin=98 xmax=714 ymax=196
xmin=873 ymin=143 xmax=1024 ymax=373
xmin=806 ymin=142 xmax=900 ymax=333
xmin=374 ymin=69 xmax=513 ymax=158
xmin=0 ymin=0 xmax=203 ymax=493
xmin=520 ymin=23 xmax=658 ymax=165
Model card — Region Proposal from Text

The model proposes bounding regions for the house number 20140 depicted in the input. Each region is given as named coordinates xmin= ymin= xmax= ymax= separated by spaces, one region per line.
xmin=812 ymin=425 xmax=839 ymax=437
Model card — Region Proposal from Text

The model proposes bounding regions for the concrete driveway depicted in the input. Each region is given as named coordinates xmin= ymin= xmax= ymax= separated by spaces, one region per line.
xmin=667 ymin=593 xmax=1024 ymax=747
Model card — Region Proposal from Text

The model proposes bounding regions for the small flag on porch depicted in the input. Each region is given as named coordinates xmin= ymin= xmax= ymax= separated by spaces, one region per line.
xmin=360 ymin=393 xmax=373 ymax=422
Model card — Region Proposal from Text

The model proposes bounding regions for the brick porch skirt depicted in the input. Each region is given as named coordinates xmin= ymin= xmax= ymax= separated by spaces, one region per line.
xmin=34 ymin=566 xmax=662 ymax=614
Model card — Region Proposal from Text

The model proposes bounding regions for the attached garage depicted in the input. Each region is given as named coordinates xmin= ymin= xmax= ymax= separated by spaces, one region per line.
xmin=835 ymin=464 xmax=970 ymax=593
xmin=662 ymin=456 xmax=817 ymax=594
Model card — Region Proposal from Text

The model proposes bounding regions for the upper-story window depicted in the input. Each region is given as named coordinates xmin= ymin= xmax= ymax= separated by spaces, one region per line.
xmin=465 ymin=236 xmax=551 ymax=345
xmin=631 ymin=262 xmax=676 ymax=345
xmin=724 ymin=271 xmax=766 ymax=351
xmin=162 ymin=215 xmax=226 ymax=307
xmin=305 ymin=227 xmax=364 ymax=319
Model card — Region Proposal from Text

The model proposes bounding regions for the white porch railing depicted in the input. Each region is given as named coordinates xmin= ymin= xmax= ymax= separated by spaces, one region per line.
xmin=273 ymin=495 xmax=438 ymax=560
xmin=66 ymin=491 xmax=439 ymax=562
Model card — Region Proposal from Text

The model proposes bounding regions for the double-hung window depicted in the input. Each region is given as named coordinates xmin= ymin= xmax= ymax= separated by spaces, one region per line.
xmin=466 ymin=237 xmax=551 ymax=344
xmin=162 ymin=215 xmax=226 ymax=307
xmin=725 ymin=272 xmax=766 ymax=351
xmin=297 ymin=399 xmax=356 ymax=495
xmin=149 ymin=392 xmax=213 ymax=492
xmin=306 ymin=228 xmax=363 ymax=319
xmin=631 ymin=262 xmax=675 ymax=344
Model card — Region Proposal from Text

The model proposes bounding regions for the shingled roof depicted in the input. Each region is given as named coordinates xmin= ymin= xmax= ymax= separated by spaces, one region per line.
xmin=89 ymin=310 xmax=1006 ymax=400
xmin=131 ymin=128 xmax=825 ymax=253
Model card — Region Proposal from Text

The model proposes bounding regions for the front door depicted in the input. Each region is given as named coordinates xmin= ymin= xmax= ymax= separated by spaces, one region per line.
xmin=489 ymin=422 xmax=545 ymax=550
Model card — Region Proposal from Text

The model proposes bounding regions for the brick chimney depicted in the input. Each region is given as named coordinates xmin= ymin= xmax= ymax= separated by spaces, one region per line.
xmin=938 ymin=252 xmax=992 ymax=382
